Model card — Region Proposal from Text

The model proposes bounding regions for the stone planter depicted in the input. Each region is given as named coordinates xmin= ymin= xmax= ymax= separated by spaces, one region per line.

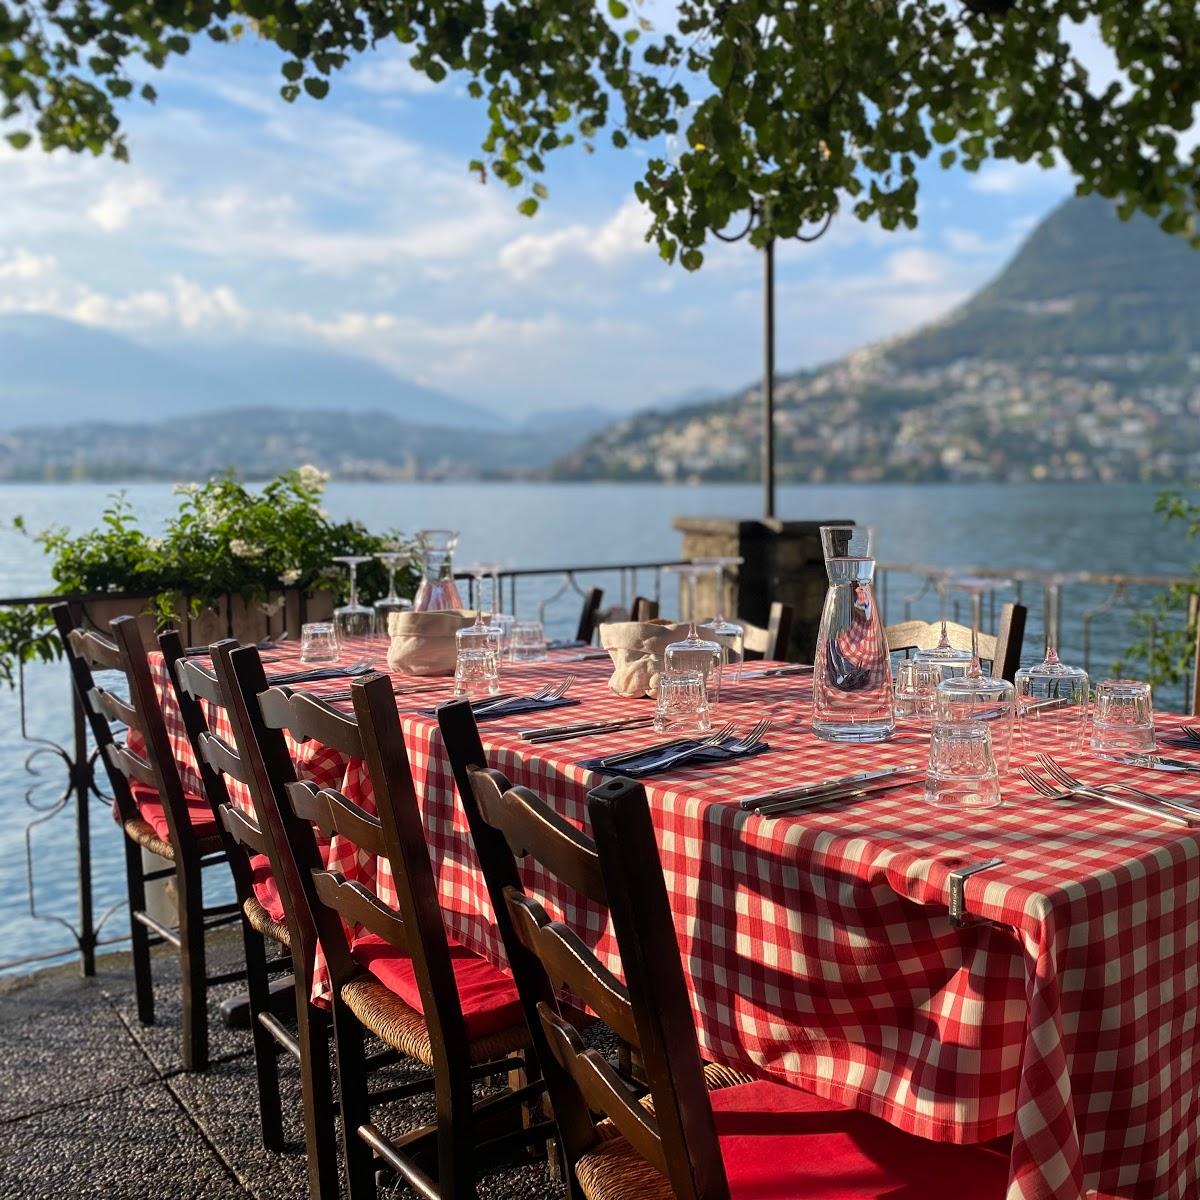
xmin=81 ymin=587 xmax=335 ymax=650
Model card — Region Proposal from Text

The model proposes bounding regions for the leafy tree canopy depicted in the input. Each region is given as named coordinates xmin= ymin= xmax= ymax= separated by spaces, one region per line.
xmin=3 ymin=0 xmax=1199 ymax=266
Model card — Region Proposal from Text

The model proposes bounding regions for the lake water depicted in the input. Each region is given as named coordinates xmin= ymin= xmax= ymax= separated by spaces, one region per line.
xmin=1 ymin=479 xmax=1194 ymax=970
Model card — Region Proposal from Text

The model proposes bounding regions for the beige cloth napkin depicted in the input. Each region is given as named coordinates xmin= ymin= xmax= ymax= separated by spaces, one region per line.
xmin=386 ymin=609 xmax=474 ymax=676
xmin=599 ymin=620 xmax=689 ymax=698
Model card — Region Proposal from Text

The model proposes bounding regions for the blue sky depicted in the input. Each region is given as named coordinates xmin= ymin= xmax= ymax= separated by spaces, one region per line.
xmin=0 ymin=24 xmax=1088 ymax=419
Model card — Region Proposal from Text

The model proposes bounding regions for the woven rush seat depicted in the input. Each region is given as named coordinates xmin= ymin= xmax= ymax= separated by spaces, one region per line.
xmin=120 ymin=814 xmax=222 ymax=860
xmin=575 ymin=1077 xmax=1010 ymax=1200
xmin=341 ymin=971 xmax=529 ymax=1069
xmin=242 ymin=894 xmax=291 ymax=946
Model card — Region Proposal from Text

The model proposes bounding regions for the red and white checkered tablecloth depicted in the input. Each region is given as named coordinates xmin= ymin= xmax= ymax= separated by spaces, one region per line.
xmin=144 ymin=642 xmax=1200 ymax=1200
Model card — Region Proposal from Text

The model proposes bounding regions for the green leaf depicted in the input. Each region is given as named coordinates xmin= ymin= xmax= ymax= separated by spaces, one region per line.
xmin=608 ymin=0 xmax=629 ymax=17
xmin=5 ymin=132 xmax=32 ymax=150
xmin=518 ymin=197 xmax=539 ymax=216
xmin=282 ymin=59 xmax=304 ymax=81
xmin=303 ymin=77 xmax=330 ymax=99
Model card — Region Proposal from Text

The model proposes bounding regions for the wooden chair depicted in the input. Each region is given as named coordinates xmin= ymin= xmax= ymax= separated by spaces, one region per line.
xmin=576 ymin=587 xmax=605 ymax=644
xmin=52 ymin=605 xmax=241 ymax=1072
xmin=886 ymin=602 xmax=1027 ymax=682
xmin=205 ymin=639 xmax=342 ymax=1199
xmin=167 ymin=636 xmax=298 ymax=1169
xmin=740 ymin=601 xmax=794 ymax=662
xmin=1189 ymin=594 xmax=1199 ymax=717
xmin=631 ymin=596 xmax=660 ymax=622
xmin=243 ymin=665 xmax=547 ymax=1199
xmin=463 ymin=764 xmax=1011 ymax=1200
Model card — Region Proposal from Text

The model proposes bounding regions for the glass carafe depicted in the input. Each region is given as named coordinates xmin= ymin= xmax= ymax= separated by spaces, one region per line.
xmin=413 ymin=529 xmax=464 ymax=612
xmin=812 ymin=525 xmax=895 ymax=742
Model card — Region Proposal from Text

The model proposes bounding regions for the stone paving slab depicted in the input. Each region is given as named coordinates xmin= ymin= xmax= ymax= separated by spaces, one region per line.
xmin=2 ymin=933 xmax=567 ymax=1199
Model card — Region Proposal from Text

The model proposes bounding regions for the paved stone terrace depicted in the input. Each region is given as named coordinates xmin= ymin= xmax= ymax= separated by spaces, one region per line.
xmin=1 ymin=930 xmax=564 ymax=1199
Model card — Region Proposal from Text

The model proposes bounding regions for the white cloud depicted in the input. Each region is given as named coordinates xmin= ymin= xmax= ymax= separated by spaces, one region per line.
xmin=67 ymin=274 xmax=246 ymax=332
xmin=349 ymin=52 xmax=438 ymax=95
xmin=497 ymin=197 xmax=652 ymax=281
xmin=0 ymin=247 xmax=56 ymax=279
xmin=86 ymin=177 xmax=163 ymax=232
xmin=944 ymin=227 xmax=1009 ymax=256
xmin=885 ymin=247 xmax=951 ymax=286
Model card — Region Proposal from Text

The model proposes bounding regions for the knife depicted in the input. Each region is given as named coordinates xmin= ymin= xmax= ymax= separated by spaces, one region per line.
xmin=520 ymin=716 xmax=654 ymax=744
xmin=740 ymin=665 xmax=814 ymax=680
xmin=1097 ymin=752 xmax=1200 ymax=774
xmin=755 ymin=773 xmax=920 ymax=817
xmin=740 ymin=766 xmax=915 ymax=811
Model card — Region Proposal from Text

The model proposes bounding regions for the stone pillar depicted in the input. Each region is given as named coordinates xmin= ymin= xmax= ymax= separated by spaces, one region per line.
xmin=672 ymin=517 xmax=853 ymax=661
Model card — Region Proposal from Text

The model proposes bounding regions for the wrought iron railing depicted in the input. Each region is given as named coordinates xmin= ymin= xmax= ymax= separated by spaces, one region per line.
xmin=0 ymin=560 xmax=688 ymax=977
xmin=1 ymin=556 xmax=1194 ymax=978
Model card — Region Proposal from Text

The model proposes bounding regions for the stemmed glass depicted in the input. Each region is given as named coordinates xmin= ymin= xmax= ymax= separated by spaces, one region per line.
xmin=662 ymin=564 xmax=722 ymax=703
xmin=373 ymin=551 xmax=412 ymax=636
xmin=697 ymin=556 xmax=746 ymax=682
xmin=1015 ymin=575 xmax=1089 ymax=744
xmin=456 ymin=562 xmax=503 ymax=666
xmin=914 ymin=577 xmax=972 ymax=677
xmin=332 ymin=555 xmax=375 ymax=646
xmin=935 ymin=577 xmax=1016 ymax=768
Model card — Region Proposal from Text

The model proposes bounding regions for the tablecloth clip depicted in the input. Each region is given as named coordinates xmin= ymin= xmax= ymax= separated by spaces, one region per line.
xmin=947 ymin=857 xmax=1005 ymax=928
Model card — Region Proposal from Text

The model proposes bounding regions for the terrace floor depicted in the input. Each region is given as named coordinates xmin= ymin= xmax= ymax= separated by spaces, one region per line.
xmin=1 ymin=930 xmax=563 ymax=1199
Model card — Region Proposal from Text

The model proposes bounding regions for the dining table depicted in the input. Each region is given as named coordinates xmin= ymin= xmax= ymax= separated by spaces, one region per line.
xmin=143 ymin=639 xmax=1200 ymax=1200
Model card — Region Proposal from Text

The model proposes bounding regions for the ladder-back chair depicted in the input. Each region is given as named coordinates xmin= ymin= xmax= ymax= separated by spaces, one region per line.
xmin=461 ymin=764 xmax=1012 ymax=1200
xmin=245 ymin=665 xmax=545 ymax=1199
xmin=576 ymin=587 xmax=605 ymax=644
xmin=886 ymin=601 xmax=1027 ymax=682
xmin=740 ymin=601 xmax=795 ymax=662
xmin=52 ymin=605 xmax=240 ymax=1071
xmin=168 ymin=636 xmax=300 ymax=1172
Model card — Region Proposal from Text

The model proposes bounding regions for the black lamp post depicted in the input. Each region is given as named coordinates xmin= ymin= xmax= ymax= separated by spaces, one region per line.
xmin=714 ymin=204 xmax=832 ymax=520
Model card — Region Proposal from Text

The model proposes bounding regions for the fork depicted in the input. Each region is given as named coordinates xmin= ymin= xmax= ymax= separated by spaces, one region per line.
xmin=725 ymin=717 xmax=772 ymax=751
xmin=1180 ymin=725 xmax=1200 ymax=744
xmin=1038 ymin=754 xmax=1200 ymax=820
xmin=474 ymin=675 xmax=575 ymax=714
xmin=1019 ymin=765 xmax=1194 ymax=826
xmin=598 ymin=721 xmax=737 ymax=768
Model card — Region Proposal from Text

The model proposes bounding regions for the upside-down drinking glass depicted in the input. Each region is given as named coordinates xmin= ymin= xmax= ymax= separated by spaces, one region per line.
xmin=924 ymin=720 xmax=1002 ymax=810
xmin=1015 ymin=576 xmax=1089 ymax=746
xmin=1090 ymin=679 xmax=1155 ymax=753
xmin=935 ymin=577 xmax=1016 ymax=769
xmin=332 ymin=555 xmax=375 ymax=645
xmin=697 ymin=556 xmax=746 ymax=683
xmin=654 ymin=671 xmax=711 ymax=734
xmin=662 ymin=564 xmax=722 ymax=704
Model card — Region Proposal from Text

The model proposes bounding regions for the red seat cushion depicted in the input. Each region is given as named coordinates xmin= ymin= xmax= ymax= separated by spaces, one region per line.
xmin=710 ymin=1079 xmax=1010 ymax=1199
xmin=352 ymin=931 xmax=524 ymax=1040
xmin=249 ymin=853 xmax=285 ymax=923
xmin=130 ymin=782 xmax=219 ymax=844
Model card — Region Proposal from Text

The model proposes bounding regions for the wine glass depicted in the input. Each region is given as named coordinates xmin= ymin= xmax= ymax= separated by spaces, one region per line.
xmin=914 ymin=576 xmax=972 ymax=676
xmin=1015 ymin=575 xmax=1089 ymax=745
xmin=662 ymin=564 xmax=722 ymax=703
xmin=373 ymin=551 xmax=412 ymax=636
xmin=935 ymin=577 xmax=1016 ymax=769
xmin=457 ymin=562 xmax=503 ymax=665
xmin=332 ymin=555 xmax=375 ymax=646
xmin=696 ymin=556 xmax=746 ymax=682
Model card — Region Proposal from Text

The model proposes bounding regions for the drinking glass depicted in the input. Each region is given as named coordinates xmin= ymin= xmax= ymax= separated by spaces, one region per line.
xmin=894 ymin=659 xmax=940 ymax=722
xmin=509 ymin=621 xmax=548 ymax=663
xmin=935 ymin=577 xmax=1016 ymax=769
xmin=914 ymin=577 xmax=972 ymax=677
xmin=662 ymin=564 xmax=722 ymax=704
xmin=1015 ymin=576 xmax=1089 ymax=747
xmin=654 ymin=671 xmax=711 ymax=734
xmin=453 ymin=643 xmax=501 ymax=699
xmin=1090 ymin=679 xmax=1155 ymax=753
xmin=374 ymin=551 xmax=413 ymax=636
xmin=696 ymin=556 xmax=746 ymax=683
xmin=332 ymin=555 xmax=375 ymax=645
xmin=924 ymin=721 xmax=1002 ymax=810
xmin=300 ymin=621 xmax=339 ymax=664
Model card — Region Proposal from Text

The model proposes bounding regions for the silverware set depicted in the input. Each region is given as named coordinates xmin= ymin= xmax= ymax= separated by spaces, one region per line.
xmin=471 ymin=676 xmax=575 ymax=716
xmin=1018 ymin=754 xmax=1200 ymax=826
xmin=740 ymin=766 xmax=922 ymax=817
xmin=592 ymin=718 xmax=772 ymax=773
